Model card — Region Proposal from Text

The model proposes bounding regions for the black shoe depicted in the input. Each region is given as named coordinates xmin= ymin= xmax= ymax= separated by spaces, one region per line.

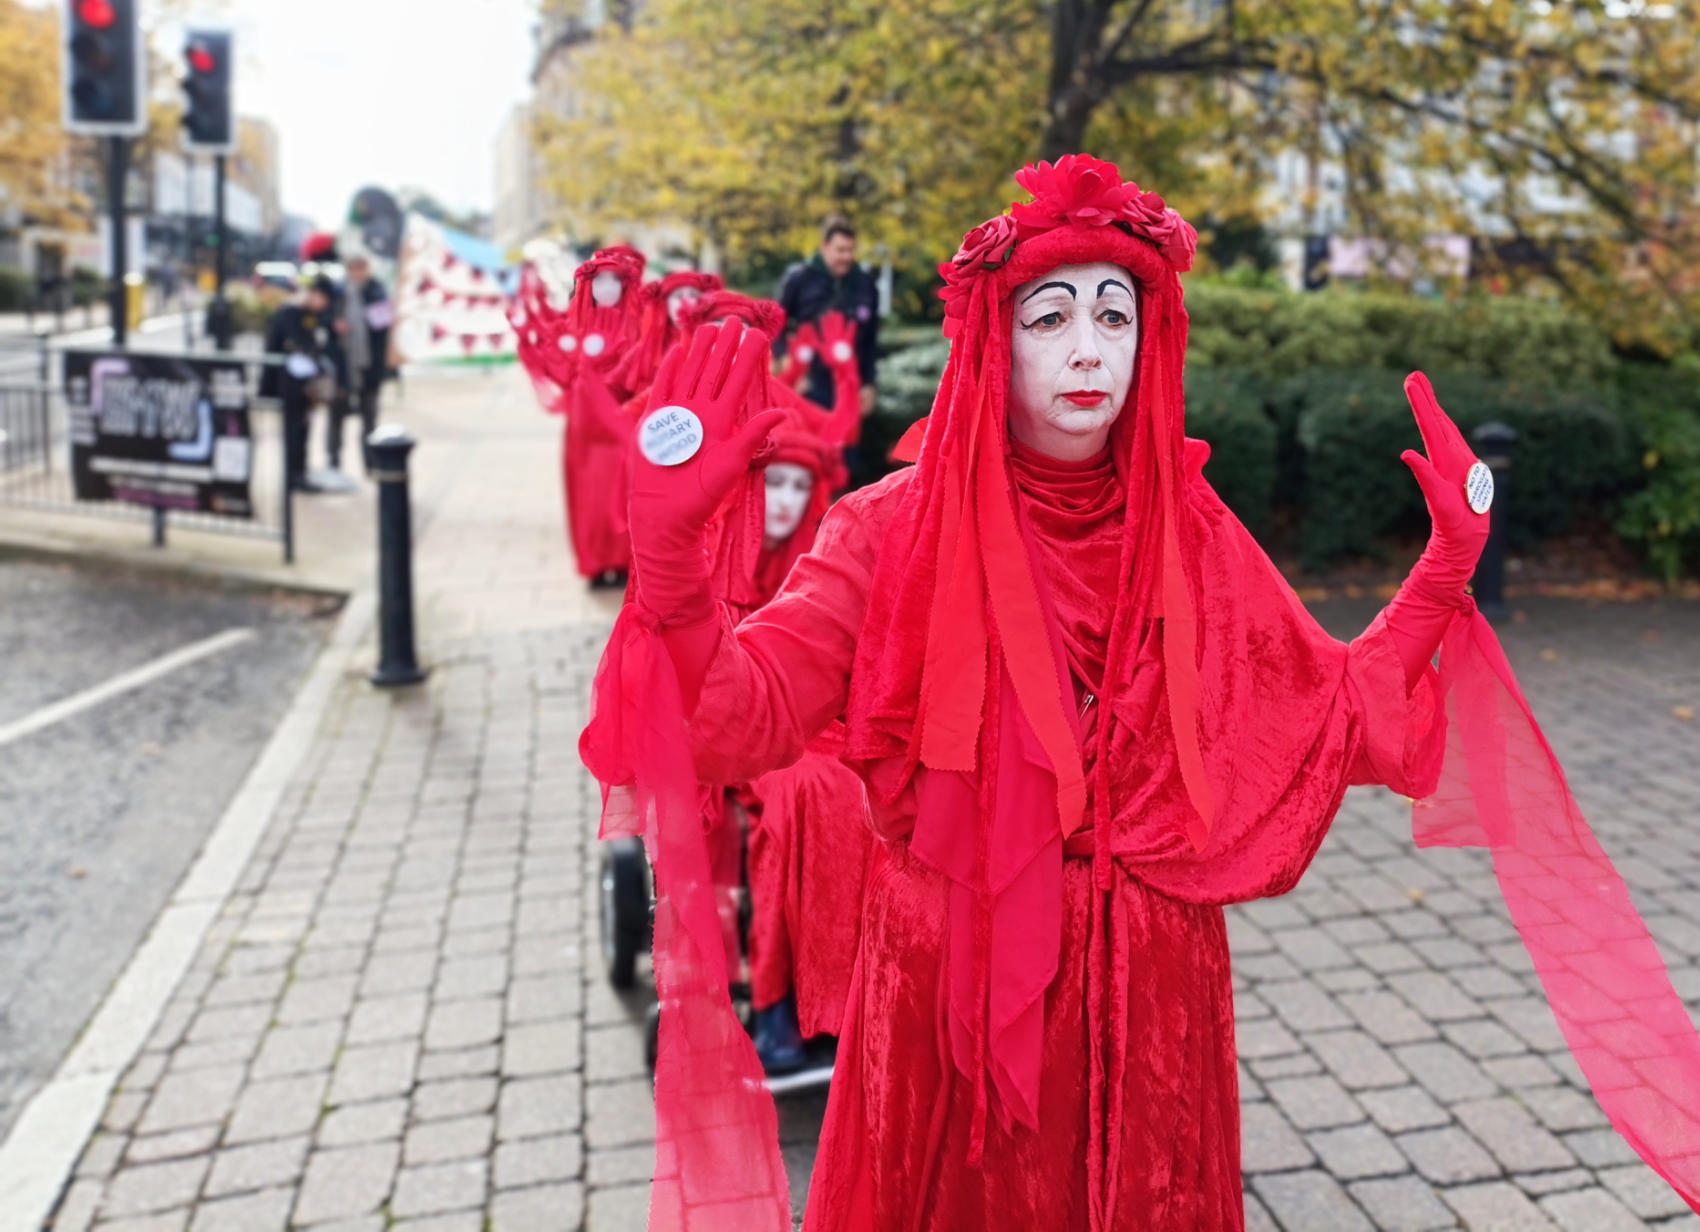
xmin=589 ymin=569 xmax=629 ymax=591
xmin=754 ymin=997 xmax=807 ymax=1076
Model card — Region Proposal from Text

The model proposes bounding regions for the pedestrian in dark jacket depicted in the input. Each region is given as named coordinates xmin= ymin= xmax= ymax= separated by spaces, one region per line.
xmin=260 ymin=275 xmax=336 ymax=493
xmin=776 ymin=215 xmax=881 ymax=481
xmin=328 ymin=252 xmax=393 ymax=473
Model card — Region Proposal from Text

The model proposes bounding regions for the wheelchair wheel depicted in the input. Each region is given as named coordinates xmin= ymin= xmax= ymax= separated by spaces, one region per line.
xmin=600 ymin=837 xmax=650 ymax=989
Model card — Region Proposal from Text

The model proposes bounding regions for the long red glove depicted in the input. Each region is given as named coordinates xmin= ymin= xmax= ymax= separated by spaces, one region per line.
xmin=818 ymin=310 xmax=864 ymax=446
xmin=630 ymin=322 xmax=784 ymax=700
xmin=1380 ymin=372 xmax=1492 ymax=688
xmin=778 ymin=321 xmax=820 ymax=390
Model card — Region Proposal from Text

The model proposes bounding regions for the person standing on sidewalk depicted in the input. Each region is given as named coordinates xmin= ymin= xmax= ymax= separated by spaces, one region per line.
xmin=260 ymin=275 xmax=337 ymax=494
xmin=776 ymin=215 xmax=880 ymax=484
xmin=327 ymin=252 xmax=393 ymax=474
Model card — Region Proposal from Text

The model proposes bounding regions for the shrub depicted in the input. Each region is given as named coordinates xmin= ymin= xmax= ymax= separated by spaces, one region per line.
xmin=1183 ymin=283 xmax=1615 ymax=388
xmin=69 ymin=266 xmax=103 ymax=308
xmin=0 ymin=268 xmax=29 ymax=312
xmin=1184 ymin=367 xmax=1276 ymax=534
xmin=1613 ymin=358 xmax=1700 ymax=582
xmin=1294 ymin=369 xmax=1627 ymax=568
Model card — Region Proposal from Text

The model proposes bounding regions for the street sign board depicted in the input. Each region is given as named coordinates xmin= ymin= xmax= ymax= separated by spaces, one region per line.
xmin=63 ymin=350 xmax=254 ymax=518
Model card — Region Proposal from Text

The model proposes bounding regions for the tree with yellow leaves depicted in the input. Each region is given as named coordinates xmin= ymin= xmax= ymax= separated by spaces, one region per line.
xmin=0 ymin=0 xmax=73 ymax=227
xmin=536 ymin=0 xmax=1700 ymax=351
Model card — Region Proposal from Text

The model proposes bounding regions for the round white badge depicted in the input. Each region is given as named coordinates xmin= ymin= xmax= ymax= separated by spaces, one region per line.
xmin=1465 ymin=461 xmax=1494 ymax=515
xmin=558 ymin=334 xmax=578 ymax=353
xmin=583 ymin=332 xmax=606 ymax=357
xmin=639 ymin=405 xmax=705 ymax=467
xmin=796 ymin=346 xmax=816 ymax=363
xmin=831 ymin=341 xmax=853 ymax=364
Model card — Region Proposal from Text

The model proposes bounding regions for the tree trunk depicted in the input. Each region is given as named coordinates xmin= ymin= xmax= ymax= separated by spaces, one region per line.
xmin=1038 ymin=0 xmax=1109 ymax=161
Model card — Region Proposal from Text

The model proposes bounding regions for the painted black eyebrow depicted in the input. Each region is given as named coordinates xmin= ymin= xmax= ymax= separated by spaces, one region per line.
xmin=1021 ymin=280 xmax=1077 ymax=304
xmin=1097 ymin=278 xmax=1133 ymax=299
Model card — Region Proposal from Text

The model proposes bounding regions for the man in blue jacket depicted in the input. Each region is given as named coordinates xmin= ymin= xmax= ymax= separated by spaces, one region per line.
xmin=776 ymin=215 xmax=880 ymax=480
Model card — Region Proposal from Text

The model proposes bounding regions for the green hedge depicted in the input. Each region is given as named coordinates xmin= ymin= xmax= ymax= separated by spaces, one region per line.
xmin=1293 ymin=369 xmax=1626 ymax=568
xmin=1184 ymin=367 xmax=1275 ymax=534
xmin=1612 ymin=359 xmax=1700 ymax=582
xmin=0 ymin=268 xmax=28 ymax=312
xmin=1184 ymin=284 xmax=1616 ymax=389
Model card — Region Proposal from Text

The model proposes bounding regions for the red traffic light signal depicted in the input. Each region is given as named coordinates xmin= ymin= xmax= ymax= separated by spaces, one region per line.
xmin=181 ymin=28 xmax=234 ymax=152
xmin=76 ymin=0 xmax=115 ymax=28
xmin=63 ymin=0 xmax=142 ymax=134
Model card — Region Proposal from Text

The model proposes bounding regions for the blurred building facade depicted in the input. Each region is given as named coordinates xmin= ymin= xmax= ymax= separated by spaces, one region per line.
xmin=513 ymin=0 xmax=706 ymax=269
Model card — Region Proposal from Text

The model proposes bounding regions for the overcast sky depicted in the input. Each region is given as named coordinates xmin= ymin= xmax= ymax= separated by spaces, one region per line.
xmin=168 ymin=0 xmax=538 ymax=228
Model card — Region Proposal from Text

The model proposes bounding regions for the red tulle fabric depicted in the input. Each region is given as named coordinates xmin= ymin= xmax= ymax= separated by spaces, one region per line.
xmin=580 ymin=611 xmax=790 ymax=1232
xmin=1421 ymin=605 xmax=1700 ymax=1210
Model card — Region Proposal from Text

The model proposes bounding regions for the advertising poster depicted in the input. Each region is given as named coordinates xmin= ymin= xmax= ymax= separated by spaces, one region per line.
xmin=63 ymin=349 xmax=254 ymax=518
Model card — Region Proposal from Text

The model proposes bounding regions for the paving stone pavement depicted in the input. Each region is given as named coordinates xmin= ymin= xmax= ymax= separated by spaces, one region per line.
xmin=36 ymin=365 xmax=1700 ymax=1230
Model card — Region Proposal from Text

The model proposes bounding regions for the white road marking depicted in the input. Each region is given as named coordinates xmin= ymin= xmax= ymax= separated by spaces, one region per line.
xmin=0 ymin=627 xmax=256 ymax=749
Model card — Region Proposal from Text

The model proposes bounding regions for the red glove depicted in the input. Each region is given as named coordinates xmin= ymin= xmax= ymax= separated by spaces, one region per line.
xmin=779 ymin=322 xmax=821 ymax=389
xmin=1382 ymin=372 xmax=1493 ymax=687
xmin=629 ymin=323 xmax=782 ymax=696
xmin=818 ymin=311 xmax=863 ymax=445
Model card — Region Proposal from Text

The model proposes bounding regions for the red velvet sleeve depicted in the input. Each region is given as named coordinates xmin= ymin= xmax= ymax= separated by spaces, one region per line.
xmin=684 ymin=484 xmax=890 ymax=785
xmin=1343 ymin=609 xmax=1446 ymax=797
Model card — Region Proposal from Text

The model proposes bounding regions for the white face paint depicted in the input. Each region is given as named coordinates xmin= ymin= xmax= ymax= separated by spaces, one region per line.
xmin=763 ymin=462 xmax=815 ymax=543
xmin=1008 ymin=261 xmax=1139 ymax=461
xmin=591 ymin=270 xmax=624 ymax=307
xmin=666 ymin=286 xmax=702 ymax=325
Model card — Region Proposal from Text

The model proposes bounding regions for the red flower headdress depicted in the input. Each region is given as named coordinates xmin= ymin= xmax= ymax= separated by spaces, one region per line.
xmin=939 ymin=154 xmax=1197 ymax=339
xmin=678 ymin=289 xmax=787 ymax=342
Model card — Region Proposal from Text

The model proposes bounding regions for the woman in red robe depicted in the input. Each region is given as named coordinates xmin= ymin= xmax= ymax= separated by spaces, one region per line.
xmin=584 ymin=155 xmax=1700 ymax=1230
xmin=738 ymin=405 xmax=872 ymax=1072
xmin=559 ymin=246 xmax=646 ymax=586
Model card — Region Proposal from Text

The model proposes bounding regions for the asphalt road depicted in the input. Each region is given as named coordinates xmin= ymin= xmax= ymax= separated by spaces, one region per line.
xmin=0 ymin=557 xmax=334 ymax=1141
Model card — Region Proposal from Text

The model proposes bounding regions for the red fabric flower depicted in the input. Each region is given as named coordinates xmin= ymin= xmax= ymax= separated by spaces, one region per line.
xmin=1011 ymin=154 xmax=1139 ymax=231
xmin=951 ymin=214 xmax=1019 ymax=273
xmin=1147 ymin=207 xmax=1199 ymax=273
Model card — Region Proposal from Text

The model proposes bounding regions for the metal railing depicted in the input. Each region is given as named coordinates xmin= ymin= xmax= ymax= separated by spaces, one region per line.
xmin=0 ymin=351 xmax=294 ymax=561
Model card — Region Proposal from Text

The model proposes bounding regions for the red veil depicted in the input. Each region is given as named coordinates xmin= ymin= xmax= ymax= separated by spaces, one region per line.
xmin=610 ymin=269 xmax=725 ymax=399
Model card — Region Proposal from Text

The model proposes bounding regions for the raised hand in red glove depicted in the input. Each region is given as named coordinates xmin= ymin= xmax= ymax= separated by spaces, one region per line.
xmin=779 ymin=322 xmax=821 ymax=390
xmin=629 ymin=321 xmax=783 ymax=632
xmin=1382 ymin=372 xmax=1494 ymax=687
xmin=816 ymin=311 xmax=863 ymax=445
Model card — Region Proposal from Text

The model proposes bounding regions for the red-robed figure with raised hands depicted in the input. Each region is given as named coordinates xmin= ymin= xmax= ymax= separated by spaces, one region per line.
xmin=582 ymin=155 xmax=1700 ymax=1231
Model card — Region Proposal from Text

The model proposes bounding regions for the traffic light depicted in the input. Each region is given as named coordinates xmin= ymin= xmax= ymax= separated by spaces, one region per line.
xmin=62 ymin=0 xmax=144 ymax=135
xmin=181 ymin=30 xmax=235 ymax=153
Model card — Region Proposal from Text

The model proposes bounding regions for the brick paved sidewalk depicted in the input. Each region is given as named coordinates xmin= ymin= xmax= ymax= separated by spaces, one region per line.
xmin=30 ymin=363 xmax=1700 ymax=1230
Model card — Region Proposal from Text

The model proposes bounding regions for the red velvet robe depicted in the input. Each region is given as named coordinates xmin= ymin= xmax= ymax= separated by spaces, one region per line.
xmin=564 ymin=381 xmax=632 ymax=579
xmin=746 ymin=721 xmax=872 ymax=1033
xmin=679 ymin=463 xmax=1443 ymax=1230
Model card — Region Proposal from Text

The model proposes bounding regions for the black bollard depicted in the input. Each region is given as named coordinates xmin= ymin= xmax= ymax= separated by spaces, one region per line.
xmin=1471 ymin=421 xmax=1517 ymax=621
xmin=368 ymin=424 xmax=427 ymax=687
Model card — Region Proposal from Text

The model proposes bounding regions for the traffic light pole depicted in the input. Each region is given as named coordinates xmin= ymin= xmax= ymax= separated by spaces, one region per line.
xmin=212 ymin=152 xmax=231 ymax=351
xmin=106 ymin=135 xmax=130 ymax=348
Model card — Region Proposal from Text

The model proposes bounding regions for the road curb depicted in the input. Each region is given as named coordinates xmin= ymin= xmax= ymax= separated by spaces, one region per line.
xmin=0 ymin=587 xmax=377 ymax=1232
xmin=0 ymin=530 xmax=351 ymax=609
